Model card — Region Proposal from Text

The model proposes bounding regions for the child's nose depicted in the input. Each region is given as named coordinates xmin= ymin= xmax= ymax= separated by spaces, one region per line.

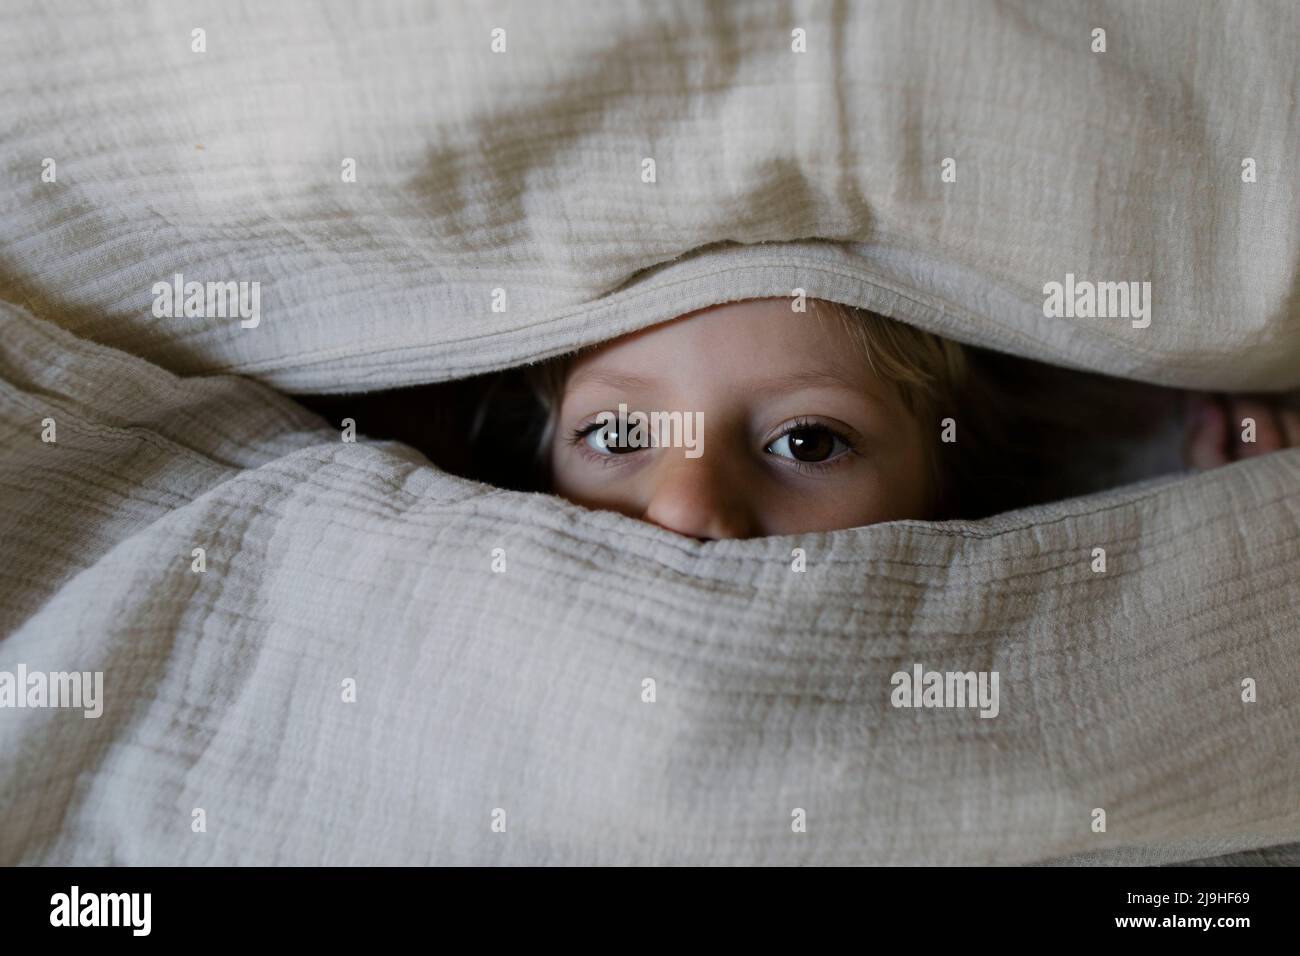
xmin=641 ymin=454 xmax=758 ymax=540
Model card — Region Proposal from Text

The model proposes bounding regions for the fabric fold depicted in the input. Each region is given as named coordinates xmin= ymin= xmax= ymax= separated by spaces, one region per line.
xmin=2 ymin=304 xmax=1297 ymax=865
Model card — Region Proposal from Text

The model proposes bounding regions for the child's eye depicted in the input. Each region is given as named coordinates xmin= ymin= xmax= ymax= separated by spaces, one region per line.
xmin=576 ymin=422 xmax=641 ymax=456
xmin=766 ymin=423 xmax=851 ymax=464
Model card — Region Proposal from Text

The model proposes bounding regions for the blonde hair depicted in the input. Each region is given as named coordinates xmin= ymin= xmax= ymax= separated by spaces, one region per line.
xmin=811 ymin=300 xmax=968 ymax=517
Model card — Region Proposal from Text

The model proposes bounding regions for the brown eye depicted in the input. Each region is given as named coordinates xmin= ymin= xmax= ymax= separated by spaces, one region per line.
xmin=585 ymin=424 xmax=640 ymax=455
xmin=767 ymin=426 xmax=845 ymax=463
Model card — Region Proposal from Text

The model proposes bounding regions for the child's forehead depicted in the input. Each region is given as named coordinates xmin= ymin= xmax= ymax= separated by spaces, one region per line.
xmin=563 ymin=301 xmax=893 ymax=407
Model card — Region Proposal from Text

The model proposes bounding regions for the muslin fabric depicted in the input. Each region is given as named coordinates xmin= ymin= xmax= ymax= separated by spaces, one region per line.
xmin=1 ymin=0 xmax=1295 ymax=393
xmin=1 ymin=0 xmax=1297 ymax=864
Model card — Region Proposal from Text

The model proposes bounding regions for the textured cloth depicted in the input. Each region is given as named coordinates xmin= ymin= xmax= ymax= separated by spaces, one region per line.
xmin=2 ymin=305 xmax=1298 ymax=865
xmin=1 ymin=0 xmax=1298 ymax=865
xmin=0 ymin=0 xmax=1296 ymax=393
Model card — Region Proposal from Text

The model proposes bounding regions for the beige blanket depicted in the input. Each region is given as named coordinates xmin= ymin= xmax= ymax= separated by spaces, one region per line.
xmin=1 ymin=0 xmax=1297 ymax=864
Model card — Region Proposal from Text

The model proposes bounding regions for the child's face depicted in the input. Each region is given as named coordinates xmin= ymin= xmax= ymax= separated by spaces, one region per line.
xmin=549 ymin=299 xmax=934 ymax=539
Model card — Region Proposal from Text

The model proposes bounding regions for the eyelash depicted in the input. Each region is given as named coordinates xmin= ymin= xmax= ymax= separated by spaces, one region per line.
xmin=568 ymin=419 xmax=635 ymax=468
xmin=567 ymin=416 xmax=861 ymax=472
xmin=768 ymin=418 xmax=860 ymax=475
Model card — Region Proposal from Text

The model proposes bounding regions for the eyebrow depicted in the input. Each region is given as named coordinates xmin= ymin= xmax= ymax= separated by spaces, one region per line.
xmin=564 ymin=369 xmax=660 ymax=393
xmin=752 ymin=367 xmax=883 ymax=400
